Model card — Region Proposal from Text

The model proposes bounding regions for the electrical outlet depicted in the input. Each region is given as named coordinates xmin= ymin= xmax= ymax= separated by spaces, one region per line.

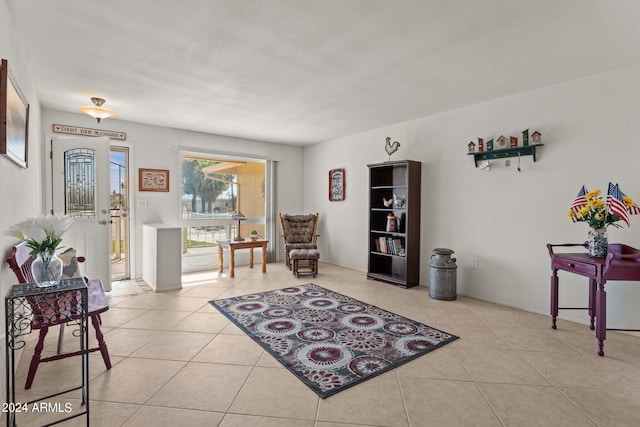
xmin=471 ymin=257 xmax=479 ymax=268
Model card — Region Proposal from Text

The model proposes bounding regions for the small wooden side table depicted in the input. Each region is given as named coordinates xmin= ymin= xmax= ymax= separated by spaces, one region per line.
xmin=218 ymin=239 xmax=269 ymax=278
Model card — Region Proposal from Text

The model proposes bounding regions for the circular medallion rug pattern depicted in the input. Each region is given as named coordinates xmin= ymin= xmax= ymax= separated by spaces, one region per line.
xmin=211 ymin=283 xmax=458 ymax=398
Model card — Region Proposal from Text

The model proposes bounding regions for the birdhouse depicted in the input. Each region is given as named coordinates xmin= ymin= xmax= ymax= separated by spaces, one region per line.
xmin=522 ymin=129 xmax=529 ymax=146
xmin=486 ymin=139 xmax=494 ymax=151
xmin=467 ymin=141 xmax=476 ymax=153
xmin=496 ymin=135 xmax=508 ymax=149
xmin=477 ymin=138 xmax=484 ymax=152
xmin=531 ymin=130 xmax=542 ymax=145
xmin=509 ymin=136 xmax=518 ymax=148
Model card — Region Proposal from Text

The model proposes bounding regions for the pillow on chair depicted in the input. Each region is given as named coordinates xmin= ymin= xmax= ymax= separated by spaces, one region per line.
xmin=58 ymin=248 xmax=82 ymax=279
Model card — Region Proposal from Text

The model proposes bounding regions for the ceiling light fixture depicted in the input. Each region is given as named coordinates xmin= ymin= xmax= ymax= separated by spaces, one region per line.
xmin=80 ymin=97 xmax=115 ymax=123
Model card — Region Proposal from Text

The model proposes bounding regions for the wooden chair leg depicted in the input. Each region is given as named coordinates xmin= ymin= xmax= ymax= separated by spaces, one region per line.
xmin=293 ymin=259 xmax=298 ymax=278
xmin=25 ymin=327 xmax=49 ymax=389
xmin=91 ymin=314 xmax=112 ymax=370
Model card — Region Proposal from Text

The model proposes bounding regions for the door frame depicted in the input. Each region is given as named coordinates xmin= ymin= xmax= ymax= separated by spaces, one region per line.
xmin=45 ymin=134 xmax=138 ymax=281
xmin=110 ymin=140 xmax=136 ymax=279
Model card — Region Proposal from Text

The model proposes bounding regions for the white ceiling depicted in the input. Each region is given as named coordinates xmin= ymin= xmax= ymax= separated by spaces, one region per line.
xmin=7 ymin=0 xmax=640 ymax=145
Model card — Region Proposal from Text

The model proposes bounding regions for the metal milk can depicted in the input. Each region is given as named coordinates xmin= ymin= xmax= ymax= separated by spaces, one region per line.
xmin=429 ymin=248 xmax=457 ymax=300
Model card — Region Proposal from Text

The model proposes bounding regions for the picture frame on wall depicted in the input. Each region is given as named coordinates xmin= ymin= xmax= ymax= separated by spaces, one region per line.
xmin=329 ymin=168 xmax=345 ymax=201
xmin=0 ymin=59 xmax=29 ymax=168
xmin=139 ymin=168 xmax=169 ymax=192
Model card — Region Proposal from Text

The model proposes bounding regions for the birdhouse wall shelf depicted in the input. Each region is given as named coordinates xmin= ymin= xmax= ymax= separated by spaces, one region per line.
xmin=467 ymin=129 xmax=543 ymax=167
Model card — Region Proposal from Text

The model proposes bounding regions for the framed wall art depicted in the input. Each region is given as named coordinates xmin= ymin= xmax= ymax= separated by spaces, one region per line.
xmin=139 ymin=168 xmax=169 ymax=192
xmin=0 ymin=59 xmax=29 ymax=168
xmin=329 ymin=168 xmax=345 ymax=201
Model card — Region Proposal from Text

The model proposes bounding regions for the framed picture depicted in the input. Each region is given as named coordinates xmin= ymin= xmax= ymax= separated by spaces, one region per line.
xmin=139 ymin=168 xmax=169 ymax=192
xmin=329 ymin=168 xmax=345 ymax=201
xmin=0 ymin=59 xmax=29 ymax=168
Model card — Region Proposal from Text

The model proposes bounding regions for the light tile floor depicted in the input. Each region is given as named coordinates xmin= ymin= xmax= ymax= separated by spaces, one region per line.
xmin=9 ymin=262 xmax=640 ymax=426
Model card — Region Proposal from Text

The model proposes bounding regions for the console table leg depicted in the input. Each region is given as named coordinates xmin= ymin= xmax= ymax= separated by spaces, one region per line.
xmin=262 ymin=243 xmax=267 ymax=273
xmin=230 ymin=249 xmax=235 ymax=278
xmin=249 ymin=248 xmax=254 ymax=269
xmin=551 ymin=268 xmax=559 ymax=329
xmin=596 ymin=281 xmax=607 ymax=356
xmin=588 ymin=278 xmax=596 ymax=330
xmin=218 ymin=246 xmax=223 ymax=273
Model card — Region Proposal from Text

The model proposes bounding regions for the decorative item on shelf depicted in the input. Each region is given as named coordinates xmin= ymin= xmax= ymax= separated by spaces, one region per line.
xmin=496 ymin=135 xmax=508 ymax=149
xmin=568 ymin=183 xmax=639 ymax=257
xmin=532 ymin=130 xmax=542 ymax=145
xmin=250 ymin=230 xmax=260 ymax=241
xmin=383 ymin=196 xmax=393 ymax=208
xmin=477 ymin=137 xmax=484 ymax=152
xmin=522 ymin=129 xmax=529 ymax=146
xmin=231 ymin=211 xmax=247 ymax=241
xmin=384 ymin=137 xmax=400 ymax=161
xmin=4 ymin=213 xmax=74 ymax=287
xmin=386 ymin=213 xmax=398 ymax=232
xmin=510 ymin=136 xmax=518 ymax=148
xmin=393 ymin=193 xmax=406 ymax=207
xmin=467 ymin=141 xmax=476 ymax=153
xmin=486 ymin=139 xmax=494 ymax=151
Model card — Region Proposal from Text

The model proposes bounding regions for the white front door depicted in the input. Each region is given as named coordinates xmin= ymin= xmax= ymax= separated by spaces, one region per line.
xmin=50 ymin=136 xmax=112 ymax=291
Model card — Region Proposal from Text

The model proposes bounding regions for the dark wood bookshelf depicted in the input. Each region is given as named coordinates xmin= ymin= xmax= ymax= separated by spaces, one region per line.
xmin=367 ymin=160 xmax=421 ymax=288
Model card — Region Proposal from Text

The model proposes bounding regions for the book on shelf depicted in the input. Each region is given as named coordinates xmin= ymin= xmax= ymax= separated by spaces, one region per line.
xmin=379 ymin=237 xmax=388 ymax=253
xmin=373 ymin=236 xmax=405 ymax=255
xmin=392 ymin=238 xmax=403 ymax=254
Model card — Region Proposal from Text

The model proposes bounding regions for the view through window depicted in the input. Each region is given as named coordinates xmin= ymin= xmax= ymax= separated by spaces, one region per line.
xmin=181 ymin=155 xmax=266 ymax=255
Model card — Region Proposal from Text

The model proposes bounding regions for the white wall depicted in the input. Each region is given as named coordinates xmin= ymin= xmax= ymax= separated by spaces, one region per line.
xmin=41 ymin=109 xmax=305 ymax=276
xmin=305 ymin=64 xmax=640 ymax=328
xmin=0 ymin=0 xmax=44 ymax=397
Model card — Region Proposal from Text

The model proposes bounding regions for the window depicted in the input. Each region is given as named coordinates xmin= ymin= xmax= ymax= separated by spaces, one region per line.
xmin=181 ymin=154 xmax=266 ymax=255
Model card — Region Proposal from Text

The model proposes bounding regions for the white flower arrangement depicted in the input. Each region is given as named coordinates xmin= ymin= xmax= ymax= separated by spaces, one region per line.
xmin=5 ymin=213 xmax=74 ymax=257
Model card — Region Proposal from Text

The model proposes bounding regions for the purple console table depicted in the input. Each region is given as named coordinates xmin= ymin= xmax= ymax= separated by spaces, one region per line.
xmin=547 ymin=243 xmax=640 ymax=356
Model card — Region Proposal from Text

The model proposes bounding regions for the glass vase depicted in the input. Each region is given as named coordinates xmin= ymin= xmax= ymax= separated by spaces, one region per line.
xmin=31 ymin=250 xmax=63 ymax=287
xmin=587 ymin=228 xmax=608 ymax=258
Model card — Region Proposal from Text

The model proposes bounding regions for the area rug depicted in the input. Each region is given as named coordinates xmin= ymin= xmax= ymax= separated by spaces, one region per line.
xmin=210 ymin=283 xmax=458 ymax=398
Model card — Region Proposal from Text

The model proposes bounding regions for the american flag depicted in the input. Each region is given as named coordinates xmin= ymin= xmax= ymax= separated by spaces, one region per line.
xmin=606 ymin=182 xmax=631 ymax=227
xmin=569 ymin=185 xmax=588 ymax=222
xmin=621 ymin=189 xmax=640 ymax=215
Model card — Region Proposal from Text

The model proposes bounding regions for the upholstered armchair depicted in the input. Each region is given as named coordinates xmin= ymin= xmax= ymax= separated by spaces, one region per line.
xmin=279 ymin=213 xmax=319 ymax=269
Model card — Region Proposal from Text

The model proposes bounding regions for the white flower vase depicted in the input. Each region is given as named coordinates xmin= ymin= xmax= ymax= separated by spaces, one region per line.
xmin=32 ymin=250 xmax=63 ymax=287
xmin=588 ymin=228 xmax=608 ymax=258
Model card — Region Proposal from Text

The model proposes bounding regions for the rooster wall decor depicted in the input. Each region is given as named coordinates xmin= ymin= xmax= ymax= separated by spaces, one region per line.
xmin=385 ymin=137 xmax=400 ymax=160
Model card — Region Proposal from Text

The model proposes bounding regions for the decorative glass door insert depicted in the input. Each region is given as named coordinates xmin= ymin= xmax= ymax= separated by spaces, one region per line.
xmin=64 ymin=148 xmax=97 ymax=219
